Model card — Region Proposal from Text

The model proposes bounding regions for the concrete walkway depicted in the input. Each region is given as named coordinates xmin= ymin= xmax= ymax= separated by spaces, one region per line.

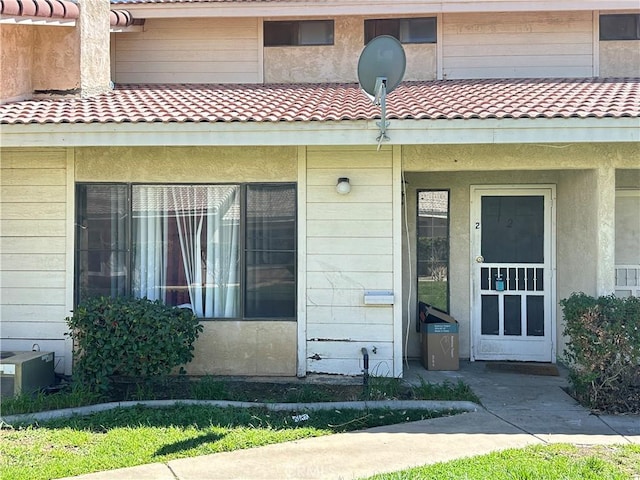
xmin=38 ymin=361 xmax=640 ymax=479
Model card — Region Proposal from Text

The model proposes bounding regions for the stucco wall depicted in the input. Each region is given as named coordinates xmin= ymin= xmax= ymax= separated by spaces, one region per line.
xmin=188 ymin=321 xmax=296 ymax=375
xmin=78 ymin=0 xmax=111 ymax=96
xmin=600 ymin=41 xmax=640 ymax=77
xmin=75 ymin=146 xmax=297 ymax=182
xmin=403 ymin=143 xmax=640 ymax=173
xmin=264 ymin=16 xmax=436 ymax=83
xmin=0 ymin=24 xmax=80 ymax=102
xmin=32 ymin=27 xmax=81 ymax=93
xmin=0 ymin=25 xmax=34 ymax=102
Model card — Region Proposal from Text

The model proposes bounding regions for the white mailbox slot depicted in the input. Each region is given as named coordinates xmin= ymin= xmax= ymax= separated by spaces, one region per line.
xmin=363 ymin=290 xmax=394 ymax=305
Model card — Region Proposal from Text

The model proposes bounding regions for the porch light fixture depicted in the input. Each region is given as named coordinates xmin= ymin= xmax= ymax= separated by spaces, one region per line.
xmin=336 ymin=177 xmax=351 ymax=195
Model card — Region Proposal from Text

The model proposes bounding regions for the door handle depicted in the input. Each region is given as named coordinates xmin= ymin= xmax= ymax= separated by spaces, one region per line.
xmin=475 ymin=256 xmax=484 ymax=263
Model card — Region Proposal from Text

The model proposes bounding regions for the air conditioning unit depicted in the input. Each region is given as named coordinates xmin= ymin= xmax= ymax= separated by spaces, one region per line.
xmin=0 ymin=351 xmax=55 ymax=397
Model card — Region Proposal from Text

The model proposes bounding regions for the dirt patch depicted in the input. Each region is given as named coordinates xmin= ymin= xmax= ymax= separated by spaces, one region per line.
xmin=105 ymin=376 xmax=382 ymax=403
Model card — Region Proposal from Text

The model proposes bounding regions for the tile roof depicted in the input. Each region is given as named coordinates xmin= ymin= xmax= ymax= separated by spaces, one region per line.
xmin=110 ymin=9 xmax=133 ymax=26
xmin=1 ymin=78 xmax=638 ymax=125
xmin=0 ymin=0 xmax=79 ymax=19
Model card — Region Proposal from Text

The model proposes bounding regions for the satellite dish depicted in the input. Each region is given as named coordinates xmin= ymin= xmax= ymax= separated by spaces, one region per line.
xmin=356 ymin=35 xmax=406 ymax=148
xmin=357 ymin=35 xmax=406 ymax=98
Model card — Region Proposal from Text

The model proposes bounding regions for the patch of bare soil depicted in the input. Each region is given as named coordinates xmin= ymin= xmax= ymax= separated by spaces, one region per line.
xmin=106 ymin=376 xmax=380 ymax=403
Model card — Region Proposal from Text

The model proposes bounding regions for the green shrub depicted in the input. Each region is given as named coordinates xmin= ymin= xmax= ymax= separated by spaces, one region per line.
xmin=66 ymin=296 xmax=203 ymax=392
xmin=560 ymin=293 xmax=640 ymax=413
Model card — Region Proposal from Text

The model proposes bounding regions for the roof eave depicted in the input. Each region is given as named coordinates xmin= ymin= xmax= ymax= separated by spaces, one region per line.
xmin=1 ymin=117 xmax=638 ymax=148
xmin=112 ymin=0 xmax=640 ymax=19
xmin=0 ymin=15 xmax=76 ymax=26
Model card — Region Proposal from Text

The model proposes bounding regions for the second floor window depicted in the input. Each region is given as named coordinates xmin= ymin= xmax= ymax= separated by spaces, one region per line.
xmin=600 ymin=14 xmax=640 ymax=41
xmin=75 ymin=183 xmax=297 ymax=320
xmin=365 ymin=17 xmax=436 ymax=44
xmin=264 ymin=20 xmax=334 ymax=46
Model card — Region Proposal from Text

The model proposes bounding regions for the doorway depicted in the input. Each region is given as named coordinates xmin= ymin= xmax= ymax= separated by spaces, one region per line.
xmin=470 ymin=185 xmax=555 ymax=362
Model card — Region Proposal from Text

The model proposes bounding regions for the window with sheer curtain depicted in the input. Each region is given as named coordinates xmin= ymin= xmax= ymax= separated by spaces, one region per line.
xmin=75 ymin=183 xmax=296 ymax=319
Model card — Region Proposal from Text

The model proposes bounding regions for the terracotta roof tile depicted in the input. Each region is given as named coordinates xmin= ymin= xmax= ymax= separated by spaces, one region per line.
xmin=110 ymin=9 xmax=133 ymax=26
xmin=1 ymin=78 xmax=638 ymax=125
xmin=0 ymin=0 xmax=79 ymax=19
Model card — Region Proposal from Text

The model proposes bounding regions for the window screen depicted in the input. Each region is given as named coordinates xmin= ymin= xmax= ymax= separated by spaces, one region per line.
xmin=365 ymin=17 xmax=436 ymax=44
xmin=264 ymin=20 xmax=334 ymax=46
xmin=600 ymin=14 xmax=640 ymax=41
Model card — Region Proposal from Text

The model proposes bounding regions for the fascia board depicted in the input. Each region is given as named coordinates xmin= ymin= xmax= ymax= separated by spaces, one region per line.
xmin=0 ymin=15 xmax=75 ymax=26
xmin=1 ymin=118 xmax=638 ymax=147
xmin=117 ymin=1 xmax=640 ymax=19
xmin=110 ymin=25 xmax=144 ymax=33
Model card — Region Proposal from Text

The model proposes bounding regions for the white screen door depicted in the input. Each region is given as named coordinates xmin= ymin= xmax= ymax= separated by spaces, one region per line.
xmin=471 ymin=185 xmax=555 ymax=362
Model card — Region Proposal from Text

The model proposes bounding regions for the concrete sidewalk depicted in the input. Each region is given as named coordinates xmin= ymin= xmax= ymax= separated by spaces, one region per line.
xmin=43 ymin=361 xmax=640 ymax=479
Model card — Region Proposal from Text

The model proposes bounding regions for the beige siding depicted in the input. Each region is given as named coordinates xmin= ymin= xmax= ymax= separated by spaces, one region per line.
xmin=113 ymin=18 xmax=261 ymax=84
xmin=600 ymin=41 xmax=640 ymax=77
xmin=264 ymin=16 xmax=436 ymax=83
xmin=0 ymin=148 xmax=71 ymax=374
xmin=442 ymin=12 xmax=594 ymax=79
xmin=305 ymin=146 xmax=395 ymax=375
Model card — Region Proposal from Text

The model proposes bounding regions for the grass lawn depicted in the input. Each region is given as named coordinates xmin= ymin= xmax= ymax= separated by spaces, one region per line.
xmin=0 ymin=377 xmax=481 ymax=479
xmin=0 ymin=404 xmax=455 ymax=480
xmin=1 ymin=376 xmax=480 ymax=416
xmin=364 ymin=444 xmax=640 ymax=480
xmin=6 ymin=377 xmax=636 ymax=480
xmin=417 ymin=279 xmax=448 ymax=312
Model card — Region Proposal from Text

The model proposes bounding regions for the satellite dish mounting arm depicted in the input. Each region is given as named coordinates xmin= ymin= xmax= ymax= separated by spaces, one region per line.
xmin=374 ymin=77 xmax=389 ymax=148
xmin=357 ymin=35 xmax=406 ymax=151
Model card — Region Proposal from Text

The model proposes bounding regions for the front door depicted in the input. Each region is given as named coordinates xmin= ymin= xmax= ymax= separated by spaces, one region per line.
xmin=471 ymin=185 xmax=555 ymax=362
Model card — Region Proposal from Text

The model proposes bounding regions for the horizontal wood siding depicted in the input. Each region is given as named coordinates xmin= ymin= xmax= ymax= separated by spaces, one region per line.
xmin=305 ymin=146 xmax=395 ymax=375
xmin=0 ymin=148 xmax=70 ymax=373
xmin=442 ymin=12 xmax=594 ymax=79
xmin=114 ymin=18 xmax=260 ymax=84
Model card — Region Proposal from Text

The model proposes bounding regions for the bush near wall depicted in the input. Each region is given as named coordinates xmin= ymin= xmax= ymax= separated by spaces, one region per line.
xmin=560 ymin=293 xmax=640 ymax=413
xmin=66 ymin=297 xmax=203 ymax=392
